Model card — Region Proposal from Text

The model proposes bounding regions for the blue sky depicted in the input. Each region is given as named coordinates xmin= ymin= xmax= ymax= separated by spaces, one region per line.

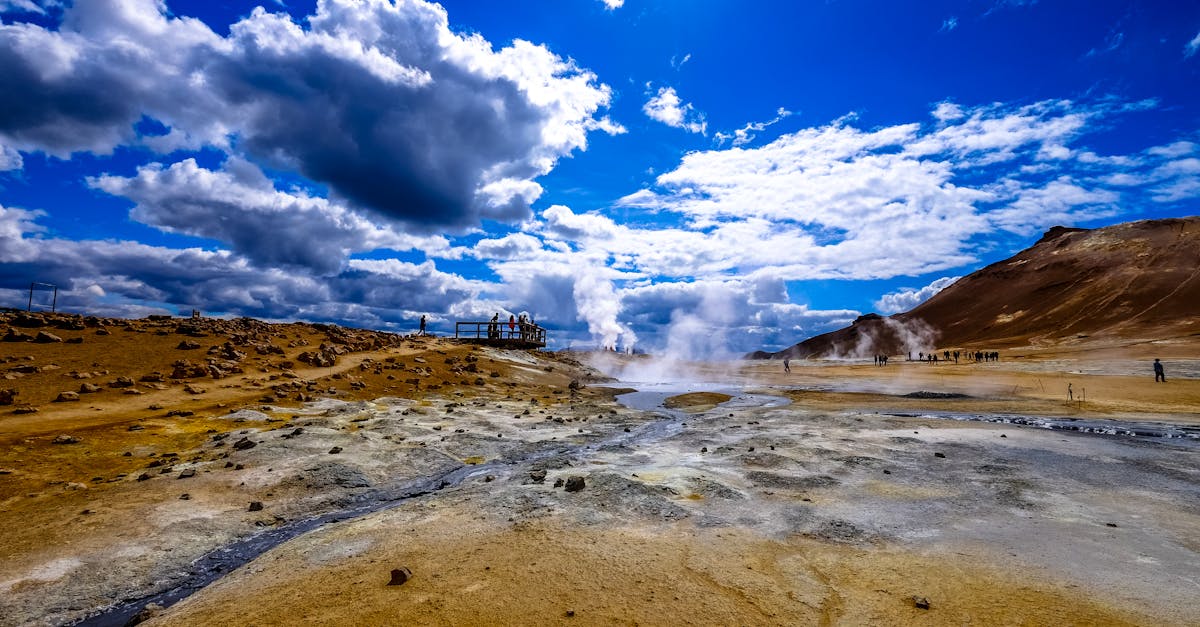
xmin=1 ymin=0 xmax=1197 ymax=355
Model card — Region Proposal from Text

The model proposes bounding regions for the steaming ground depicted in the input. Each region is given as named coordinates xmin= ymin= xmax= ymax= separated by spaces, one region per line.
xmin=3 ymin=343 xmax=1199 ymax=625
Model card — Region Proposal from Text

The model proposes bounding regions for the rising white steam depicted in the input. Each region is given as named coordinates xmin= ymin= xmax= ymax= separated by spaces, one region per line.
xmin=572 ymin=269 xmax=636 ymax=351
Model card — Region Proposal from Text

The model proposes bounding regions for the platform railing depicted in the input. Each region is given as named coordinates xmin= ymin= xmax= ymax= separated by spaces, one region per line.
xmin=454 ymin=321 xmax=546 ymax=347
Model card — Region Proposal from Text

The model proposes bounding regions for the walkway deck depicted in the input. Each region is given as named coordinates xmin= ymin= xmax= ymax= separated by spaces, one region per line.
xmin=454 ymin=321 xmax=546 ymax=349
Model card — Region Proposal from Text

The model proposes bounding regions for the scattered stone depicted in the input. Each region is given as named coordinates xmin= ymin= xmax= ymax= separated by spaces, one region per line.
xmin=166 ymin=410 xmax=195 ymax=417
xmin=127 ymin=425 xmax=144 ymax=431
xmin=0 ymin=388 xmax=16 ymax=405
xmin=2 ymin=328 xmax=34 ymax=342
xmin=329 ymin=446 xmax=343 ymax=454
xmin=178 ymin=469 xmax=196 ymax=479
xmin=233 ymin=437 xmax=257 ymax=451
xmin=13 ymin=405 xmax=37 ymax=414
xmin=52 ymin=434 xmax=80 ymax=444
xmin=137 ymin=473 xmax=151 ymax=481
xmin=176 ymin=340 xmax=202 ymax=350
xmin=700 ymin=447 xmax=708 ymax=453
xmin=1105 ymin=522 xmax=1118 ymax=528
xmin=565 ymin=610 xmax=575 ymax=618
xmin=79 ymin=382 xmax=102 ymax=394
xmin=109 ymin=376 xmax=136 ymax=388
xmin=1000 ymin=434 xmax=1007 ymax=438
xmin=553 ymin=478 xmax=564 ymax=488
xmin=183 ymin=384 xmax=207 ymax=395
xmin=529 ymin=469 xmax=547 ymax=484
xmin=65 ymin=337 xmax=84 ymax=344
xmin=248 ymin=501 xmax=263 ymax=512
xmin=387 ymin=567 xmax=413 ymax=586
xmin=912 ymin=596 xmax=931 ymax=610
xmin=55 ymin=391 xmax=81 ymax=402
xmin=33 ymin=331 xmax=64 ymax=343
xmin=934 ymin=452 xmax=946 ymax=458
xmin=179 ymin=493 xmax=190 ymax=500
xmin=564 ymin=476 xmax=586 ymax=492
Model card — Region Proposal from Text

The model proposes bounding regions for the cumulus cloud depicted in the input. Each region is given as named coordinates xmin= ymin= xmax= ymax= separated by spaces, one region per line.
xmin=599 ymin=0 xmax=623 ymax=9
xmin=0 ymin=0 xmax=620 ymax=228
xmin=940 ymin=17 xmax=958 ymax=32
xmin=643 ymin=86 xmax=707 ymax=134
xmin=875 ymin=276 xmax=962 ymax=314
xmin=0 ymin=204 xmax=480 ymax=331
xmin=89 ymin=158 xmax=460 ymax=275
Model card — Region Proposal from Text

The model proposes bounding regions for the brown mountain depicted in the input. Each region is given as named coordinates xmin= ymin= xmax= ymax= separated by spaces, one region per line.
xmin=755 ymin=216 xmax=1200 ymax=359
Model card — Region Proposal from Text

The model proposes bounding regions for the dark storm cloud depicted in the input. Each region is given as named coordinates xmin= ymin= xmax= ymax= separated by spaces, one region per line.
xmin=89 ymin=158 xmax=458 ymax=275
xmin=0 ymin=0 xmax=619 ymax=228
xmin=0 ymin=205 xmax=478 ymax=328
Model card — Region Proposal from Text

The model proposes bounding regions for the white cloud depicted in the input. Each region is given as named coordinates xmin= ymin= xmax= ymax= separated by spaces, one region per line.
xmin=89 ymin=158 xmax=462 ymax=275
xmin=0 ymin=0 xmax=620 ymax=228
xmin=940 ymin=17 xmax=958 ymax=32
xmin=600 ymin=0 xmax=623 ymax=9
xmin=0 ymin=204 xmax=481 ymax=330
xmin=1185 ymin=30 xmax=1200 ymax=58
xmin=714 ymin=107 xmax=793 ymax=147
xmin=875 ymin=276 xmax=961 ymax=314
xmin=643 ymin=85 xmax=707 ymax=134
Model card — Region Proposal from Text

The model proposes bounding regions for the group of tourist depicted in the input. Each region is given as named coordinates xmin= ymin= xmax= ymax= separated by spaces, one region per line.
xmin=487 ymin=312 xmax=538 ymax=341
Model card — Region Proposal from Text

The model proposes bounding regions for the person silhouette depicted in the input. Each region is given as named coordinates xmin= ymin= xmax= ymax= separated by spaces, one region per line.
xmin=1154 ymin=358 xmax=1166 ymax=383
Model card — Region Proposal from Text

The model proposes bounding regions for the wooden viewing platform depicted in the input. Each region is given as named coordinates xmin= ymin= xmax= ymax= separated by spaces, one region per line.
xmin=454 ymin=321 xmax=547 ymax=349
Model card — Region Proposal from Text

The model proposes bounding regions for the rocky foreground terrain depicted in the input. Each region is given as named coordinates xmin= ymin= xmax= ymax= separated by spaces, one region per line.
xmin=1 ymin=311 xmax=1199 ymax=626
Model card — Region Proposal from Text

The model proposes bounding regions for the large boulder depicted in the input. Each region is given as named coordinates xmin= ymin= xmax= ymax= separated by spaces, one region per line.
xmin=3 ymin=328 xmax=34 ymax=342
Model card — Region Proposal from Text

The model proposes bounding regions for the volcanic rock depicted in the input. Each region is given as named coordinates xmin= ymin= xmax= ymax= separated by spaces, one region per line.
xmin=564 ymin=476 xmax=586 ymax=492
xmin=0 ymin=388 xmax=16 ymax=405
xmin=33 ymin=331 xmax=63 ymax=343
xmin=387 ymin=567 xmax=413 ymax=586
xmin=55 ymin=391 xmax=80 ymax=402
xmin=52 ymin=434 xmax=80 ymax=444
xmin=3 ymin=328 xmax=33 ymax=342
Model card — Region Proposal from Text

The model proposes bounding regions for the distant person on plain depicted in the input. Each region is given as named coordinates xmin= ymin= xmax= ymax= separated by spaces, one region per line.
xmin=783 ymin=358 xmax=790 ymax=373
xmin=1154 ymin=358 xmax=1166 ymax=383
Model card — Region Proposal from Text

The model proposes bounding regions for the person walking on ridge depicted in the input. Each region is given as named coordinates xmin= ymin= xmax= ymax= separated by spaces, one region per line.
xmin=418 ymin=315 xmax=426 ymax=336
xmin=1154 ymin=358 xmax=1166 ymax=383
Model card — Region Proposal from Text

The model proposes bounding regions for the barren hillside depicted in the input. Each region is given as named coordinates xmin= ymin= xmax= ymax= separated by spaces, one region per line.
xmin=759 ymin=216 xmax=1200 ymax=359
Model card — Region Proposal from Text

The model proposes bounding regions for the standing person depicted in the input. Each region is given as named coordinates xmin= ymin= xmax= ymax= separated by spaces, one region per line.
xmin=508 ymin=314 xmax=516 ymax=339
xmin=418 ymin=315 xmax=426 ymax=336
xmin=1154 ymin=358 xmax=1166 ymax=383
xmin=1068 ymin=383 xmax=1073 ymax=402
xmin=783 ymin=358 xmax=791 ymax=373
xmin=489 ymin=313 xmax=499 ymax=339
